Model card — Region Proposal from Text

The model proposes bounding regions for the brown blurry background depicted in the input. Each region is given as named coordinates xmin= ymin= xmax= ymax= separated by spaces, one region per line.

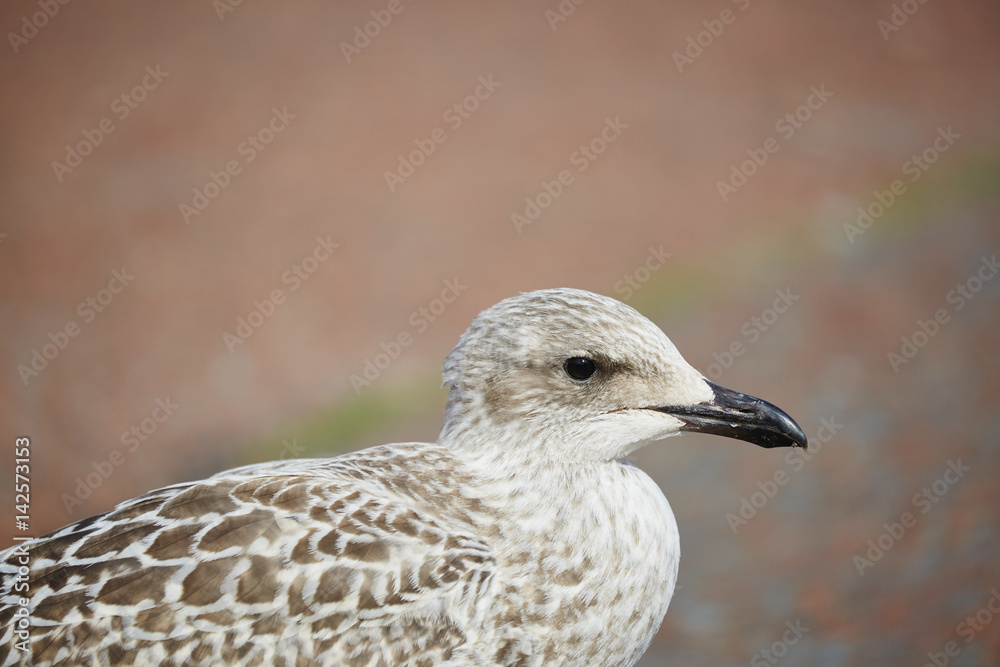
xmin=2 ymin=1 xmax=999 ymax=664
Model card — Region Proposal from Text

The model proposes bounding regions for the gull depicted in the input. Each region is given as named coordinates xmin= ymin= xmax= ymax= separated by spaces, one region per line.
xmin=0 ymin=288 xmax=806 ymax=666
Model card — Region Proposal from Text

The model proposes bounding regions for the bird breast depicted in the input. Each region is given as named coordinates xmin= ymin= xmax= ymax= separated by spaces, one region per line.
xmin=470 ymin=460 xmax=680 ymax=666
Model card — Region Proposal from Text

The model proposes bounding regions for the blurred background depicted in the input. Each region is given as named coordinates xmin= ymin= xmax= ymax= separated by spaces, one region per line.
xmin=2 ymin=1 xmax=999 ymax=664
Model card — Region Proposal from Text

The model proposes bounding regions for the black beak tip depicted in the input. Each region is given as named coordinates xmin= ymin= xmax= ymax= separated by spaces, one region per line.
xmin=787 ymin=419 xmax=808 ymax=450
xmin=657 ymin=381 xmax=809 ymax=450
xmin=705 ymin=380 xmax=808 ymax=450
xmin=765 ymin=412 xmax=808 ymax=450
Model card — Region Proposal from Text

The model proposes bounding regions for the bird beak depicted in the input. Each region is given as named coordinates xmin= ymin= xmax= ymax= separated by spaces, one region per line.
xmin=653 ymin=381 xmax=808 ymax=449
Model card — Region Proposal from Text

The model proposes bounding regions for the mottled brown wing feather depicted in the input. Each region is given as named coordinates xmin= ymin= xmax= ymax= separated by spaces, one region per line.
xmin=1 ymin=466 xmax=497 ymax=666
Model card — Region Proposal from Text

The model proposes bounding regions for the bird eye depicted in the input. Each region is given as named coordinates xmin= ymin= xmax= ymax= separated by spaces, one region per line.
xmin=564 ymin=357 xmax=597 ymax=380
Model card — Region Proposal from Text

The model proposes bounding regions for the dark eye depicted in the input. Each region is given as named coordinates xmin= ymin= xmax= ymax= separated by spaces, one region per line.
xmin=564 ymin=357 xmax=597 ymax=380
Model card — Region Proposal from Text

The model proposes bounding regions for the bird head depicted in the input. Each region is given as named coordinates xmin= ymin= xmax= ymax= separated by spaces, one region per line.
xmin=439 ymin=288 xmax=806 ymax=462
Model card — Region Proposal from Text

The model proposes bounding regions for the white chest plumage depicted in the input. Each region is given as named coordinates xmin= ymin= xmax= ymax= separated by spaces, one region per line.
xmin=455 ymin=460 xmax=679 ymax=667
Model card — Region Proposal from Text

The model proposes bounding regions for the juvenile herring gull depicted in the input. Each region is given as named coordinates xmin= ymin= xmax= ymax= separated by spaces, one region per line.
xmin=0 ymin=288 xmax=806 ymax=666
